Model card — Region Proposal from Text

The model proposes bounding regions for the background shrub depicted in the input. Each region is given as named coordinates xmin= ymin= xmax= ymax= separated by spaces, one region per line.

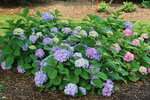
xmin=141 ymin=0 xmax=150 ymax=8
xmin=121 ymin=1 xmax=138 ymax=13
xmin=98 ymin=1 xmax=111 ymax=14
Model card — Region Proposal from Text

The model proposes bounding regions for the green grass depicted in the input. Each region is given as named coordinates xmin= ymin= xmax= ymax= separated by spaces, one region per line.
xmin=0 ymin=15 xmax=150 ymax=37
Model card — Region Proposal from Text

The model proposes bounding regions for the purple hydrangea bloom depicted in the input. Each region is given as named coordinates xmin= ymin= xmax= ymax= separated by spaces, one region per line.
xmin=123 ymin=22 xmax=133 ymax=30
xmin=79 ymin=87 xmax=86 ymax=95
xmin=64 ymin=83 xmax=78 ymax=96
xmin=51 ymin=46 xmax=60 ymax=52
xmin=42 ymin=38 xmax=53 ymax=45
xmin=1 ymin=61 xmax=12 ymax=70
xmin=50 ymin=27 xmax=58 ymax=32
xmin=60 ymin=43 xmax=71 ymax=47
xmin=89 ymin=65 xmax=100 ymax=74
xmin=19 ymin=34 xmax=26 ymax=40
xmin=53 ymin=49 xmax=72 ymax=63
xmin=61 ymin=27 xmax=72 ymax=34
xmin=17 ymin=66 xmax=26 ymax=73
xmin=29 ymin=35 xmax=38 ymax=44
xmin=102 ymin=80 xmax=114 ymax=96
xmin=23 ymin=43 xmax=28 ymax=51
xmin=34 ymin=70 xmax=48 ymax=86
xmin=90 ymin=75 xmax=99 ymax=86
xmin=35 ymin=49 xmax=45 ymax=58
xmin=86 ymin=48 xmax=101 ymax=60
xmin=42 ymin=12 xmax=53 ymax=21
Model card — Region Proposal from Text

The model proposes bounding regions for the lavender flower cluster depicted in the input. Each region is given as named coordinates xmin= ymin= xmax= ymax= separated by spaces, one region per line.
xmin=102 ymin=80 xmax=114 ymax=96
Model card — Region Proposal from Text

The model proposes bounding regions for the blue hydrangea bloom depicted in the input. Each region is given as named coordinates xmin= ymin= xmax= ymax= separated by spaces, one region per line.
xmin=42 ymin=12 xmax=53 ymax=21
xmin=86 ymin=48 xmax=101 ymax=60
xmin=53 ymin=49 xmax=72 ymax=63
xmin=34 ymin=70 xmax=48 ymax=86
xmin=42 ymin=38 xmax=53 ymax=45
xmin=51 ymin=46 xmax=60 ymax=52
xmin=35 ymin=49 xmax=45 ymax=58
xmin=79 ymin=87 xmax=86 ymax=95
xmin=123 ymin=22 xmax=133 ymax=30
xmin=29 ymin=35 xmax=38 ymax=44
xmin=17 ymin=66 xmax=26 ymax=73
xmin=102 ymin=80 xmax=114 ymax=96
xmin=23 ymin=43 xmax=28 ymax=51
xmin=64 ymin=83 xmax=78 ymax=96
xmin=1 ymin=61 xmax=12 ymax=70
xmin=19 ymin=34 xmax=26 ymax=40
xmin=50 ymin=27 xmax=58 ymax=32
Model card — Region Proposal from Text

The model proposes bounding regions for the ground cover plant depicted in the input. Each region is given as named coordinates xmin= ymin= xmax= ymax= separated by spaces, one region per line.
xmin=142 ymin=0 xmax=150 ymax=8
xmin=98 ymin=1 xmax=111 ymax=14
xmin=0 ymin=8 xmax=150 ymax=97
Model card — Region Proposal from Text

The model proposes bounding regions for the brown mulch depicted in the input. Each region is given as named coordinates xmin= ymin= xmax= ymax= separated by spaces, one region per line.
xmin=0 ymin=68 xmax=150 ymax=100
xmin=0 ymin=1 xmax=150 ymax=21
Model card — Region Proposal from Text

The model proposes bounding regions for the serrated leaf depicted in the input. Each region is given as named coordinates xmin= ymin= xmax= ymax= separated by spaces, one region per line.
xmin=80 ymin=71 xmax=89 ymax=79
xmin=96 ymin=72 xmax=108 ymax=80
xmin=74 ymin=68 xmax=82 ymax=76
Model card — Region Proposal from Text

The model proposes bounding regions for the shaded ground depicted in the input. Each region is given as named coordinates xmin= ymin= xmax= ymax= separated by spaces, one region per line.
xmin=0 ymin=68 xmax=150 ymax=100
xmin=0 ymin=1 xmax=150 ymax=21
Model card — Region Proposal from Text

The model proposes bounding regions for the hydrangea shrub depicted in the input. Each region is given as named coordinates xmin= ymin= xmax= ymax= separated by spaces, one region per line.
xmin=0 ymin=8 xmax=149 ymax=97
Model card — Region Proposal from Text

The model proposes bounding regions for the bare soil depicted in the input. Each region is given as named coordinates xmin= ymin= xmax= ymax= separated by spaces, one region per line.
xmin=0 ymin=68 xmax=150 ymax=100
xmin=0 ymin=1 xmax=150 ymax=21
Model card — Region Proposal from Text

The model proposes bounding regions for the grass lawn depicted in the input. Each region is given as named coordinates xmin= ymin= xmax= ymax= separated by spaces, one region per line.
xmin=0 ymin=15 xmax=150 ymax=37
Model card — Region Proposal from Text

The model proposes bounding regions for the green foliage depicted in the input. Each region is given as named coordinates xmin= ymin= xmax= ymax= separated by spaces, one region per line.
xmin=16 ymin=0 xmax=30 ymax=5
xmin=98 ymin=1 xmax=111 ymax=14
xmin=142 ymin=0 xmax=150 ymax=8
xmin=121 ymin=2 xmax=138 ymax=13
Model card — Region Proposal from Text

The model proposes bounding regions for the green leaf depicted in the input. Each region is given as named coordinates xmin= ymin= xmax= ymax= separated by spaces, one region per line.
xmin=5 ymin=55 xmax=14 ymax=67
xmin=44 ymin=81 xmax=52 ymax=89
xmin=74 ymin=68 xmax=82 ymax=76
xmin=32 ymin=62 xmax=39 ymax=68
xmin=45 ymin=56 xmax=57 ymax=67
xmin=93 ymin=79 xmax=103 ymax=88
xmin=22 ymin=64 xmax=32 ymax=70
xmin=57 ymin=64 xmax=64 ymax=70
xmin=80 ymin=71 xmax=89 ymax=79
xmin=0 ymin=55 xmax=4 ymax=63
xmin=128 ymin=75 xmax=137 ymax=82
xmin=31 ymin=68 xmax=38 ymax=74
xmin=17 ymin=58 xmax=24 ymax=66
xmin=30 ymin=54 xmax=38 ymax=60
xmin=42 ymin=65 xmax=50 ymax=72
xmin=70 ymin=76 xmax=79 ymax=84
xmin=51 ymin=76 xmax=62 ymax=85
xmin=47 ymin=68 xmax=57 ymax=79
xmin=96 ymin=72 xmax=108 ymax=80
xmin=82 ymin=38 xmax=96 ymax=47
xmin=36 ymin=10 xmax=41 ymax=16
xmin=59 ymin=68 xmax=69 ymax=75
xmin=14 ymin=47 xmax=20 ymax=56
xmin=3 ymin=46 xmax=13 ymax=55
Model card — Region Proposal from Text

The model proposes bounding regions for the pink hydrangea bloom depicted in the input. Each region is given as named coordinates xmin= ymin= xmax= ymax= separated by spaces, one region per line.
xmin=122 ymin=29 xmax=133 ymax=36
xmin=113 ymin=43 xmax=121 ymax=52
xmin=147 ymin=68 xmax=150 ymax=73
xmin=132 ymin=39 xmax=140 ymax=47
xmin=123 ymin=52 xmax=134 ymax=62
xmin=141 ymin=33 xmax=148 ymax=39
xmin=118 ymin=38 xmax=125 ymax=42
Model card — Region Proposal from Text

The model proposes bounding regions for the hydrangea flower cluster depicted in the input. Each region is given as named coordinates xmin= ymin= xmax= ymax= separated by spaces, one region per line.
xmin=13 ymin=28 xmax=24 ymax=35
xmin=86 ymin=48 xmax=101 ymax=60
xmin=64 ymin=83 xmax=78 ymax=97
xmin=29 ymin=35 xmax=38 ymax=44
xmin=53 ymin=49 xmax=72 ymax=63
xmin=35 ymin=49 xmax=45 ymax=58
xmin=102 ymin=80 xmax=114 ymax=96
xmin=42 ymin=38 xmax=53 ymax=45
xmin=89 ymin=31 xmax=98 ymax=37
xmin=89 ymin=65 xmax=100 ymax=74
xmin=73 ymin=52 xmax=82 ymax=58
xmin=17 ymin=66 xmax=26 ymax=73
xmin=75 ymin=58 xmax=89 ymax=68
xmin=141 ymin=33 xmax=148 ymax=39
xmin=42 ymin=12 xmax=53 ymax=21
xmin=122 ymin=29 xmax=133 ymax=36
xmin=139 ymin=66 xmax=147 ymax=75
xmin=50 ymin=27 xmax=58 ymax=32
xmin=36 ymin=32 xmax=42 ymax=37
xmin=1 ymin=61 xmax=12 ymax=70
xmin=61 ymin=27 xmax=72 ymax=34
xmin=34 ymin=70 xmax=48 ymax=86
xmin=23 ymin=43 xmax=28 ymax=51
xmin=123 ymin=52 xmax=134 ymax=62
xmin=132 ymin=39 xmax=140 ymax=47
xmin=79 ymin=87 xmax=86 ymax=95
xmin=110 ymin=43 xmax=121 ymax=53
xmin=123 ymin=22 xmax=133 ymax=30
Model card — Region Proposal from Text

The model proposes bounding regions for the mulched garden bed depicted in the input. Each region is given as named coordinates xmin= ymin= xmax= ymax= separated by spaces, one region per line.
xmin=0 ymin=1 xmax=150 ymax=21
xmin=0 ymin=68 xmax=150 ymax=100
